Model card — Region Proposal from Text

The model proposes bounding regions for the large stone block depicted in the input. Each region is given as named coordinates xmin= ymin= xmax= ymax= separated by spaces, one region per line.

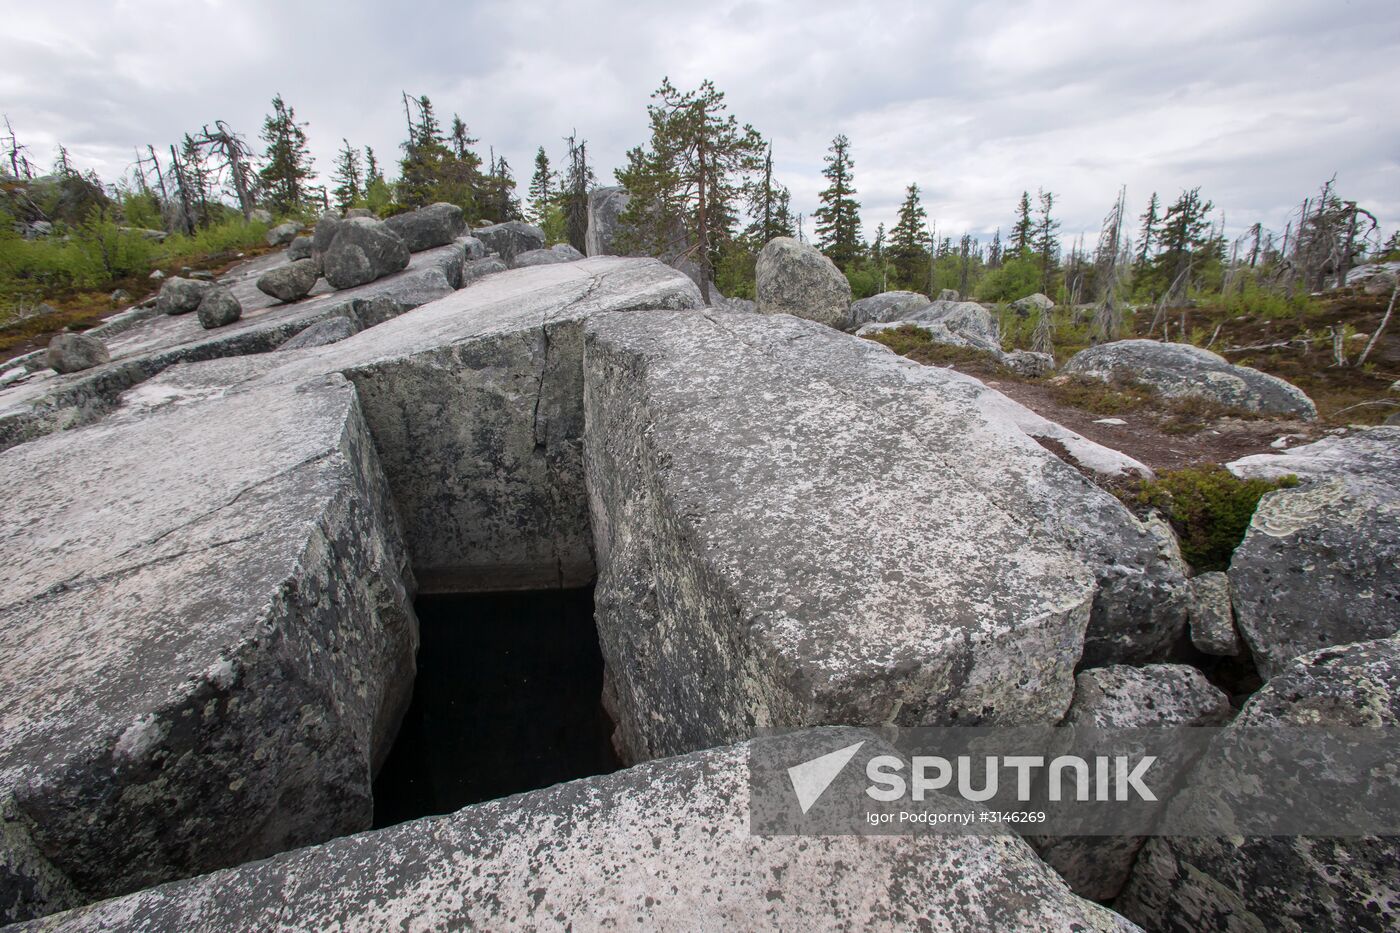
xmin=14 ymin=740 xmax=1134 ymax=932
xmin=0 ymin=375 xmax=417 ymax=923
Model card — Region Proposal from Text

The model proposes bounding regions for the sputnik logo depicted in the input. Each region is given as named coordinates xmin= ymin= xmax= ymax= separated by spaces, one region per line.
xmin=787 ymin=741 xmax=865 ymax=814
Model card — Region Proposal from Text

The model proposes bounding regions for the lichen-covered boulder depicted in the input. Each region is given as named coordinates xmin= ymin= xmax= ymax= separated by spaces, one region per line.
xmin=0 ymin=375 xmax=417 ymax=923
xmin=473 ymin=221 xmax=545 ymax=265
xmin=755 ymin=237 xmax=852 ymax=328
xmin=16 ymin=739 xmax=1135 ymax=932
xmin=513 ymin=247 xmax=573 ymax=268
xmin=550 ymin=243 xmax=585 ymax=261
xmin=321 ymin=217 xmax=410 ymax=290
xmin=584 ymin=185 xmax=632 ymax=257
xmin=195 ymin=286 xmax=241 ymax=329
xmin=1012 ymin=292 xmax=1055 ymax=315
xmin=1226 ymin=428 xmax=1400 ymax=679
xmin=310 ymin=211 xmax=341 ymax=257
xmin=384 ymin=202 xmax=466 ymax=253
xmin=255 ymin=258 xmax=319 ymax=303
xmin=848 ymin=290 xmax=931 ymax=327
xmin=1117 ymin=636 xmax=1400 ymax=931
xmin=1063 ymin=339 xmax=1317 ymax=418
xmin=1031 ymin=664 xmax=1233 ymax=901
xmin=264 ymin=221 xmax=300 ymax=247
xmin=286 ymin=235 xmax=313 ymax=262
xmin=45 ymin=334 xmax=109 ymax=374
xmin=154 ymin=277 xmax=212 ymax=315
xmin=461 ymin=256 xmax=508 ymax=284
xmin=908 ymin=300 xmax=1001 ymax=351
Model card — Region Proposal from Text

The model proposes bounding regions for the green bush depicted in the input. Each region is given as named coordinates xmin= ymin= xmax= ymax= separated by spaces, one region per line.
xmin=1127 ymin=465 xmax=1298 ymax=571
xmin=975 ymin=256 xmax=1040 ymax=303
xmin=1216 ymin=273 xmax=1313 ymax=319
xmin=159 ymin=215 xmax=270 ymax=261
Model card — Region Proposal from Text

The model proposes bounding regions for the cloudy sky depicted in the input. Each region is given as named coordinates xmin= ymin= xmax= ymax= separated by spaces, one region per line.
xmin=4 ymin=0 xmax=1398 ymax=247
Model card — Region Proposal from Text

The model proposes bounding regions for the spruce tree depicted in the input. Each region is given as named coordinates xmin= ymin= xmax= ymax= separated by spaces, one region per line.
xmin=616 ymin=78 xmax=766 ymax=302
xmin=364 ymin=146 xmax=382 ymax=185
xmin=528 ymin=147 xmax=555 ymax=226
xmin=1152 ymin=188 xmax=1213 ymax=300
xmin=331 ymin=139 xmax=363 ymax=211
xmin=1136 ymin=192 xmax=1160 ymax=268
xmin=258 ymin=94 xmax=314 ymax=215
xmin=814 ymin=134 xmax=861 ymax=270
xmin=888 ymin=183 xmax=930 ymax=290
xmin=744 ymin=143 xmax=795 ymax=245
xmin=1009 ymin=191 xmax=1034 ymax=257
xmin=1035 ymin=189 xmax=1061 ymax=294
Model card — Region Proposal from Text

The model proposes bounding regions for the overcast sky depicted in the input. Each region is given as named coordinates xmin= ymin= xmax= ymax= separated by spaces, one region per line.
xmin=4 ymin=0 xmax=1398 ymax=247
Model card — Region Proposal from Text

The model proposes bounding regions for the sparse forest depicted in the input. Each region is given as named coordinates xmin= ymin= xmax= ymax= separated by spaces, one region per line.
xmin=2 ymin=82 xmax=1397 ymax=420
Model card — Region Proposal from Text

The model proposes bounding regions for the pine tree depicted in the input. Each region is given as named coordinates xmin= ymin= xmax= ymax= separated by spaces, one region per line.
xmin=888 ymin=183 xmax=930 ymax=291
xmin=331 ymin=139 xmax=363 ymax=211
xmin=616 ymin=78 xmax=766 ymax=302
xmin=528 ymin=147 xmax=555 ymax=225
xmin=258 ymin=94 xmax=314 ymax=215
xmin=1009 ymin=191 xmax=1034 ymax=257
xmin=1136 ymin=192 xmax=1160 ymax=268
xmin=1034 ymin=189 xmax=1061 ymax=294
xmin=561 ymin=131 xmax=595 ymax=253
xmin=813 ymin=134 xmax=861 ymax=270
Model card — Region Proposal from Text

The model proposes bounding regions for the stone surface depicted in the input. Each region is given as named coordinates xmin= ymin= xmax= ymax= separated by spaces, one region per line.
xmin=755 ymin=237 xmax=852 ymax=328
xmin=1012 ymin=292 xmax=1055 ymax=315
xmin=584 ymin=309 xmax=1188 ymax=763
xmin=1226 ymin=428 xmax=1400 ymax=679
xmin=461 ymin=235 xmax=486 ymax=260
xmin=45 ymin=334 xmax=109 ymax=374
xmin=322 ymin=217 xmax=411 ymax=290
xmin=1032 ymin=664 xmax=1233 ymax=902
xmin=460 ymin=256 xmax=508 ymax=284
xmin=311 ymin=212 xmax=341 ymax=257
xmin=0 ymin=375 xmax=417 ymax=923
xmin=248 ymin=209 xmax=272 ymax=224
xmin=286 ymin=235 xmax=313 ymax=262
xmin=551 ymin=243 xmax=585 ymax=261
xmin=195 ymin=286 xmax=241 ymax=329
xmin=1188 ymin=571 xmax=1241 ymax=656
xmin=154 ymin=277 xmax=212 ymax=316
xmin=278 ymin=315 xmax=357 ymax=350
xmin=383 ymin=202 xmax=466 ymax=253
xmin=264 ymin=221 xmax=300 ymax=247
xmin=0 ymin=241 xmax=468 ymax=454
xmin=938 ymin=288 xmax=961 ymax=301
xmin=585 ymin=185 xmax=632 ymax=257
xmin=513 ymin=246 xmax=574 ymax=267
xmin=848 ymin=290 xmax=931 ymax=327
xmin=473 ymin=220 xmax=545 ymax=265
xmin=1117 ymin=636 xmax=1400 ymax=931
xmin=1063 ymin=339 xmax=1317 ymax=419
xmin=1005 ymin=349 xmax=1055 ymax=377
xmin=13 ymin=739 xmax=1133 ymax=932
xmin=255 ymin=258 xmax=319 ymax=303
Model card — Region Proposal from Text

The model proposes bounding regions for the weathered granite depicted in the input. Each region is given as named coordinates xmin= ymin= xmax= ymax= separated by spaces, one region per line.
xmin=1032 ymin=664 xmax=1233 ymax=902
xmin=1188 ymin=571 xmax=1241 ymax=656
xmin=1063 ymin=339 xmax=1317 ymax=419
xmin=13 ymin=739 xmax=1136 ymax=932
xmin=383 ymin=203 xmax=466 ymax=253
xmin=0 ymin=241 xmax=466 ymax=453
xmin=755 ymin=237 xmax=852 ymax=328
xmin=1226 ymin=428 xmax=1400 ymax=679
xmin=473 ymin=220 xmax=545 ymax=265
xmin=1117 ymin=636 xmax=1400 ymax=931
xmin=255 ymin=258 xmax=319 ymax=303
xmin=45 ymin=335 xmax=108 ymax=374
xmin=848 ymin=290 xmax=931 ymax=327
xmin=583 ymin=309 xmax=1187 ymax=762
xmin=0 ymin=374 xmax=417 ymax=923
xmin=322 ymin=217 xmax=410 ymax=290
xmin=278 ymin=315 xmax=357 ymax=350
xmin=154 ymin=277 xmax=211 ymax=316
xmin=194 ymin=286 xmax=241 ymax=329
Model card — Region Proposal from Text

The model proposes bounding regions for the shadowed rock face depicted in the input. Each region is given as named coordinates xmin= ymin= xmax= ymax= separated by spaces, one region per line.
xmin=1117 ymin=636 xmax=1400 ymax=932
xmin=1227 ymin=428 xmax=1400 ymax=679
xmin=0 ymin=375 xmax=417 ymax=922
xmin=1063 ymin=339 xmax=1317 ymax=419
xmin=15 ymin=739 xmax=1132 ymax=933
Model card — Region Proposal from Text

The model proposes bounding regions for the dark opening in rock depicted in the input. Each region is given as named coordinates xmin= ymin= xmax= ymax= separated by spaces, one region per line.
xmin=371 ymin=585 xmax=620 ymax=828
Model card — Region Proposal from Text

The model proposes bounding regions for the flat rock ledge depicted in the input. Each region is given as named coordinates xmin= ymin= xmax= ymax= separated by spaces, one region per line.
xmin=0 ymin=375 xmax=417 ymax=922
xmin=14 ymin=740 xmax=1134 ymax=932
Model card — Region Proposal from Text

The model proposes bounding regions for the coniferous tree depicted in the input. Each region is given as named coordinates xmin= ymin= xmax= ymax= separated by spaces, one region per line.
xmin=888 ymin=183 xmax=930 ymax=290
xmin=744 ymin=142 xmax=795 ymax=245
xmin=1136 ymin=192 xmax=1161 ymax=268
xmin=616 ymin=78 xmax=766 ymax=302
xmin=180 ymin=133 xmax=213 ymax=227
xmin=1034 ymin=189 xmax=1061 ymax=294
xmin=988 ymin=228 xmax=1003 ymax=268
xmin=483 ymin=156 xmax=521 ymax=221
xmin=561 ymin=131 xmax=595 ymax=253
xmin=364 ymin=146 xmax=382 ymax=185
xmin=258 ymin=94 xmax=315 ymax=215
xmin=331 ymin=139 xmax=363 ymax=211
xmin=1009 ymin=191 xmax=1034 ymax=257
xmin=814 ymin=134 xmax=861 ymax=270
xmin=1152 ymin=187 xmax=1214 ymax=300
xmin=528 ymin=147 xmax=555 ymax=225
